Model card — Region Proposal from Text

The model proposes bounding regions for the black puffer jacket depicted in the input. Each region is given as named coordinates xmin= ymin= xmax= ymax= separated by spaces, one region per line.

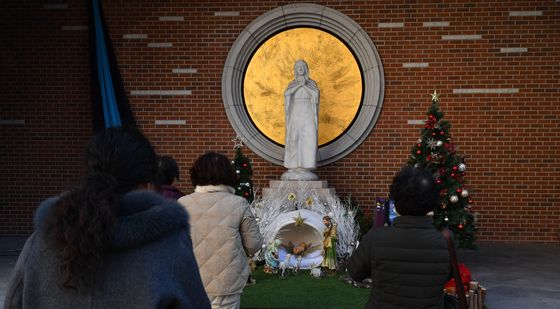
xmin=347 ymin=216 xmax=450 ymax=309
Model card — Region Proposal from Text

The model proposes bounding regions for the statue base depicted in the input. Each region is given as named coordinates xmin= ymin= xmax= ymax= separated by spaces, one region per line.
xmin=281 ymin=168 xmax=319 ymax=181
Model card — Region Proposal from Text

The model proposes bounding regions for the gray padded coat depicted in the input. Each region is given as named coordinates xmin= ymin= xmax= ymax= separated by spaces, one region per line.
xmin=4 ymin=191 xmax=210 ymax=309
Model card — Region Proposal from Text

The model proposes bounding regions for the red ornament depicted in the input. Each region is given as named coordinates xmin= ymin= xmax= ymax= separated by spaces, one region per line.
xmin=458 ymin=223 xmax=464 ymax=229
xmin=452 ymin=166 xmax=458 ymax=171
xmin=468 ymin=199 xmax=473 ymax=204
xmin=243 ymin=192 xmax=250 ymax=197
xmin=456 ymin=188 xmax=462 ymax=193
xmin=450 ymin=172 xmax=456 ymax=177
xmin=440 ymin=131 xmax=445 ymax=135
xmin=429 ymin=114 xmax=435 ymax=119
xmin=427 ymin=155 xmax=432 ymax=161
xmin=242 ymin=163 xmax=248 ymax=167
xmin=436 ymin=178 xmax=442 ymax=185
xmin=416 ymin=150 xmax=422 ymax=154
xmin=432 ymin=132 xmax=437 ymax=136
xmin=417 ymin=143 xmax=422 ymax=147
xmin=444 ymin=143 xmax=455 ymax=154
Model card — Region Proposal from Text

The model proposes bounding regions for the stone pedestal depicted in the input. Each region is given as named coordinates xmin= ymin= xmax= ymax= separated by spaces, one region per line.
xmin=281 ymin=168 xmax=318 ymax=181
xmin=263 ymin=179 xmax=336 ymax=202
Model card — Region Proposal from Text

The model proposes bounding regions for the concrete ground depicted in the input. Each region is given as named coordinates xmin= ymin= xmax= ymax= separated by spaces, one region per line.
xmin=459 ymin=243 xmax=560 ymax=309
xmin=1 ymin=236 xmax=559 ymax=308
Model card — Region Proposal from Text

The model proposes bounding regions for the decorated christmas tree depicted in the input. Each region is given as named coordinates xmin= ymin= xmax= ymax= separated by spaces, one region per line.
xmin=231 ymin=136 xmax=255 ymax=203
xmin=408 ymin=91 xmax=477 ymax=249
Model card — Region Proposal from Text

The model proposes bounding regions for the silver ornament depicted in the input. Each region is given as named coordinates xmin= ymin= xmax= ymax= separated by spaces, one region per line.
xmin=458 ymin=163 xmax=466 ymax=172
xmin=436 ymin=140 xmax=443 ymax=147
xmin=235 ymin=170 xmax=240 ymax=174
xmin=427 ymin=138 xmax=438 ymax=150
xmin=417 ymin=138 xmax=422 ymax=143
xmin=449 ymin=195 xmax=459 ymax=203
xmin=444 ymin=216 xmax=449 ymax=222
xmin=460 ymin=189 xmax=469 ymax=198
xmin=261 ymin=244 xmax=266 ymax=249
xmin=255 ymin=218 xmax=260 ymax=222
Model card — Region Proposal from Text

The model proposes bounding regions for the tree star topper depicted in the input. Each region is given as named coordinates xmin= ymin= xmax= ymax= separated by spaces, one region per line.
xmin=293 ymin=212 xmax=306 ymax=227
xmin=431 ymin=90 xmax=440 ymax=103
xmin=232 ymin=135 xmax=245 ymax=149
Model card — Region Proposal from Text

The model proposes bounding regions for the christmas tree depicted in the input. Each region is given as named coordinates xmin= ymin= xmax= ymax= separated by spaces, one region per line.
xmin=231 ymin=137 xmax=255 ymax=203
xmin=408 ymin=91 xmax=477 ymax=249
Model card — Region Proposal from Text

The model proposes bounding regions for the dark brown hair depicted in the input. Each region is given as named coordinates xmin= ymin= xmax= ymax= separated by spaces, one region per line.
xmin=45 ymin=127 xmax=157 ymax=288
xmin=190 ymin=152 xmax=236 ymax=187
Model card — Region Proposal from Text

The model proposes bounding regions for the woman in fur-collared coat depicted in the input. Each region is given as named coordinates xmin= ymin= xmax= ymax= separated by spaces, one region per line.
xmin=4 ymin=128 xmax=210 ymax=309
xmin=179 ymin=152 xmax=262 ymax=309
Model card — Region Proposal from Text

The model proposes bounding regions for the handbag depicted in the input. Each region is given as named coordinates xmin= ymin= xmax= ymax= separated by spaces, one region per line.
xmin=442 ymin=228 xmax=468 ymax=309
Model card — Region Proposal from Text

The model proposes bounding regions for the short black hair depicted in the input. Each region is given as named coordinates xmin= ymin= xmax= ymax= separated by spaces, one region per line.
xmin=389 ymin=166 xmax=439 ymax=216
xmin=190 ymin=152 xmax=236 ymax=187
xmin=155 ymin=155 xmax=180 ymax=185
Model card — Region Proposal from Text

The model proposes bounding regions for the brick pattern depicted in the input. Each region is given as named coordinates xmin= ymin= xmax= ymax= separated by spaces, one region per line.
xmin=1 ymin=1 xmax=559 ymax=244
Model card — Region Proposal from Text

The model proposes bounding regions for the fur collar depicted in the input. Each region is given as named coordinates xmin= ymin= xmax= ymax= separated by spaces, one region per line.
xmin=34 ymin=190 xmax=189 ymax=250
xmin=194 ymin=185 xmax=235 ymax=194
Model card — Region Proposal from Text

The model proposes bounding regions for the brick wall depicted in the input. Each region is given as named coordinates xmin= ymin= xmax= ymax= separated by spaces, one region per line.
xmin=1 ymin=0 xmax=559 ymax=244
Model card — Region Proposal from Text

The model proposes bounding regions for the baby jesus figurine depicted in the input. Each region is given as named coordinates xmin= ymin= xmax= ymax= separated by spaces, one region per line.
xmin=292 ymin=242 xmax=309 ymax=255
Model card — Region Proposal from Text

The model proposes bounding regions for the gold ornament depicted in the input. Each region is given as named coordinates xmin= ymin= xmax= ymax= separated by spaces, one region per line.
xmin=287 ymin=192 xmax=297 ymax=201
xmin=293 ymin=212 xmax=306 ymax=227
xmin=305 ymin=197 xmax=313 ymax=207
xmin=431 ymin=90 xmax=440 ymax=103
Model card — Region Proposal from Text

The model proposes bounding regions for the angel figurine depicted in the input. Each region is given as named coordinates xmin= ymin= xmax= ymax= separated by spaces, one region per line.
xmin=321 ymin=215 xmax=337 ymax=271
xmin=264 ymin=239 xmax=281 ymax=273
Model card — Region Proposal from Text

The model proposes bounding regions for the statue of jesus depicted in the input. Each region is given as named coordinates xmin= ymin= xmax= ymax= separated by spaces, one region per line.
xmin=281 ymin=59 xmax=320 ymax=181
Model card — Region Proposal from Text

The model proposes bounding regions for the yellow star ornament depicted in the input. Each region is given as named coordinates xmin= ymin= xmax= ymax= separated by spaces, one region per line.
xmin=431 ymin=90 xmax=440 ymax=103
xmin=293 ymin=212 xmax=306 ymax=228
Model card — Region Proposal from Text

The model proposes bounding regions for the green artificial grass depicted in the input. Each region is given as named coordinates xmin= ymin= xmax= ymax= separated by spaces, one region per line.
xmin=240 ymin=267 xmax=370 ymax=309
xmin=241 ymin=267 xmax=491 ymax=309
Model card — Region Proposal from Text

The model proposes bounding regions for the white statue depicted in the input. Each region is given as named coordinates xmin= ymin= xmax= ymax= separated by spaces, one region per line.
xmin=282 ymin=59 xmax=320 ymax=181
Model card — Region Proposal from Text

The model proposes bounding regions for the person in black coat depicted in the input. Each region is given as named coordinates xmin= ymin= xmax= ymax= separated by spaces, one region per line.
xmin=347 ymin=166 xmax=450 ymax=309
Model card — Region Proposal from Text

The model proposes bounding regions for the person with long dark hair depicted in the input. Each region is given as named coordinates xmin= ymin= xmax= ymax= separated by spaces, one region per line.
xmin=4 ymin=127 xmax=210 ymax=309
xmin=178 ymin=152 xmax=262 ymax=309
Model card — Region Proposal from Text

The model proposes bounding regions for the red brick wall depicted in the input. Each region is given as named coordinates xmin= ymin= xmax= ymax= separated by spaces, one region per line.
xmin=0 ymin=2 xmax=91 ymax=234
xmin=1 ymin=1 xmax=559 ymax=244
